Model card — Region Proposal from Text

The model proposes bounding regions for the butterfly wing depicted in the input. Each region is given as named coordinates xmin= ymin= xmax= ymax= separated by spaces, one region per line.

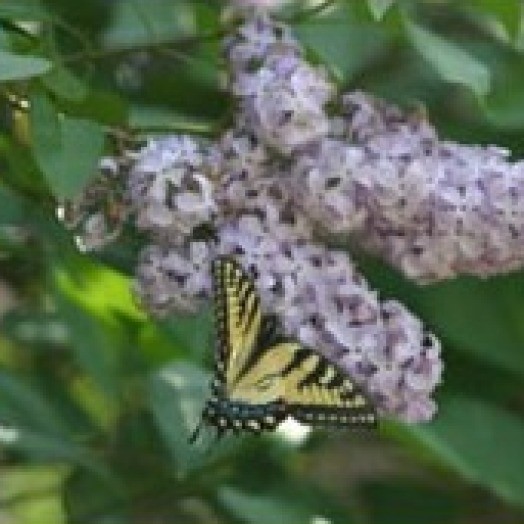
xmin=212 ymin=256 xmax=262 ymax=390
xmin=231 ymin=342 xmax=376 ymax=428
xmin=282 ymin=347 xmax=376 ymax=427
xmin=191 ymin=256 xmax=376 ymax=442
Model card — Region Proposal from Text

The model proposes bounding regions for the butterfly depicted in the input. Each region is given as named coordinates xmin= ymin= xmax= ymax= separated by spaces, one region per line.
xmin=189 ymin=256 xmax=376 ymax=442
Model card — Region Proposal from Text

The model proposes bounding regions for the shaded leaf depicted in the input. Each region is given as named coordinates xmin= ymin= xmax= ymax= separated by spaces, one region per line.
xmin=102 ymin=0 xmax=193 ymax=48
xmin=64 ymin=469 xmax=129 ymax=524
xmin=416 ymin=275 xmax=524 ymax=378
xmin=0 ymin=370 xmax=70 ymax=436
xmin=404 ymin=17 xmax=490 ymax=97
xmin=218 ymin=487 xmax=310 ymax=524
xmin=0 ymin=425 xmax=114 ymax=484
xmin=29 ymin=90 xmax=105 ymax=199
xmin=360 ymin=478 xmax=458 ymax=524
xmin=296 ymin=6 xmax=390 ymax=82
xmin=0 ymin=184 xmax=26 ymax=224
xmin=393 ymin=396 xmax=524 ymax=508
xmin=0 ymin=465 xmax=69 ymax=502
xmin=53 ymin=286 xmax=120 ymax=399
xmin=148 ymin=361 xmax=209 ymax=475
xmin=0 ymin=50 xmax=51 ymax=81
xmin=217 ymin=485 xmax=351 ymax=524
xmin=0 ymin=0 xmax=46 ymax=21
xmin=41 ymin=64 xmax=88 ymax=102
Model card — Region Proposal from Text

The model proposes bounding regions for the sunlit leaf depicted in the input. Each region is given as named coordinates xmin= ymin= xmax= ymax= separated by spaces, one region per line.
xmin=68 ymin=376 xmax=119 ymax=431
xmin=366 ymin=0 xmax=396 ymax=21
xmin=0 ymin=50 xmax=52 ymax=81
xmin=55 ymin=262 xmax=144 ymax=324
xmin=0 ymin=466 xmax=69 ymax=524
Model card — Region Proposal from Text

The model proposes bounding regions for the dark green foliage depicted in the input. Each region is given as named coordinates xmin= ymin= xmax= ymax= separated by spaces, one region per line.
xmin=1 ymin=1 xmax=524 ymax=522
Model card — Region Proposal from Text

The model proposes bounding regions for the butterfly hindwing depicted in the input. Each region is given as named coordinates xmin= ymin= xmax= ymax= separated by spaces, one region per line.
xmin=191 ymin=257 xmax=376 ymax=442
xmin=281 ymin=347 xmax=376 ymax=427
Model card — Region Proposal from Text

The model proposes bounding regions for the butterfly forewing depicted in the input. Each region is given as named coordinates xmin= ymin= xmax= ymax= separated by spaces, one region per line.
xmin=212 ymin=257 xmax=262 ymax=388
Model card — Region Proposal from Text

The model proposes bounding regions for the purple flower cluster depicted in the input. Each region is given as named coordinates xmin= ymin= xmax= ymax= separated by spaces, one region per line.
xmin=72 ymin=11 xmax=524 ymax=423
xmin=225 ymin=14 xmax=333 ymax=154
xmin=311 ymin=92 xmax=524 ymax=283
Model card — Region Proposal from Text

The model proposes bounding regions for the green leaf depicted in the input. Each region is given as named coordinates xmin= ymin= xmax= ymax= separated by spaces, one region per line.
xmin=29 ymin=90 xmax=105 ymax=199
xmin=41 ymin=64 xmax=88 ymax=102
xmin=296 ymin=6 xmax=390 ymax=83
xmin=416 ymin=275 xmax=524 ymax=378
xmin=366 ymin=0 xmax=396 ymax=21
xmin=102 ymin=0 xmax=194 ymax=48
xmin=395 ymin=396 xmax=524 ymax=508
xmin=404 ymin=17 xmax=490 ymax=97
xmin=148 ymin=361 xmax=210 ymax=475
xmin=62 ymin=88 xmax=128 ymax=126
xmin=0 ymin=466 xmax=69 ymax=524
xmin=0 ymin=0 xmax=46 ymax=20
xmin=0 ymin=184 xmax=26 ymax=224
xmin=0 ymin=465 xmax=69 ymax=502
xmin=0 ymin=371 xmax=70 ymax=435
xmin=55 ymin=261 xmax=144 ymax=324
xmin=128 ymin=105 xmax=217 ymax=135
xmin=466 ymin=0 xmax=522 ymax=41
xmin=53 ymin=286 xmax=120 ymax=399
xmin=64 ymin=469 xmax=129 ymax=524
xmin=360 ymin=478 xmax=458 ymax=524
xmin=218 ymin=487 xmax=325 ymax=524
xmin=0 ymin=425 xmax=115 ymax=484
xmin=481 ymin=57 xmax=524 ymax=129
xmin=0 ymin=50 xmax=52 ymax=81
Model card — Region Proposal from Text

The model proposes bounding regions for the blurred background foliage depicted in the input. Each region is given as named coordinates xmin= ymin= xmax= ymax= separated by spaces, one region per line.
xmin=1 ymin=0 xmax=524 ymax=522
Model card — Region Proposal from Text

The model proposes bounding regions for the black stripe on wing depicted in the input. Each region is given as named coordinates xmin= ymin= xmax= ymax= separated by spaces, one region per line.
xmin=282 ymin=348 xmax=377 ymax=428
xmin=211 ymin=256 xmax=263 ymax=387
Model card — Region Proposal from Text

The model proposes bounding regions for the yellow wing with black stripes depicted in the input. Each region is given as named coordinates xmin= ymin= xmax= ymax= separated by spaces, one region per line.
xmin=190 ymin=256 xmax=376 ymax=442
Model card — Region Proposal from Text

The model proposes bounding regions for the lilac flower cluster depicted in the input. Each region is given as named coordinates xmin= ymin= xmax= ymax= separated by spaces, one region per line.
xmin=69 ymin=11 xmax=524 ymax=423
xmin=224 ymin=14 xmax=333 ymax=154
xmin=297 ymin=91 xmax=524 ymax=282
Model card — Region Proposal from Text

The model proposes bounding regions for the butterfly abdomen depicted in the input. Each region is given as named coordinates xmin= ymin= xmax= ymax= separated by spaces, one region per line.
xmin=202 ymin=397 xmax=286 ymax=435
